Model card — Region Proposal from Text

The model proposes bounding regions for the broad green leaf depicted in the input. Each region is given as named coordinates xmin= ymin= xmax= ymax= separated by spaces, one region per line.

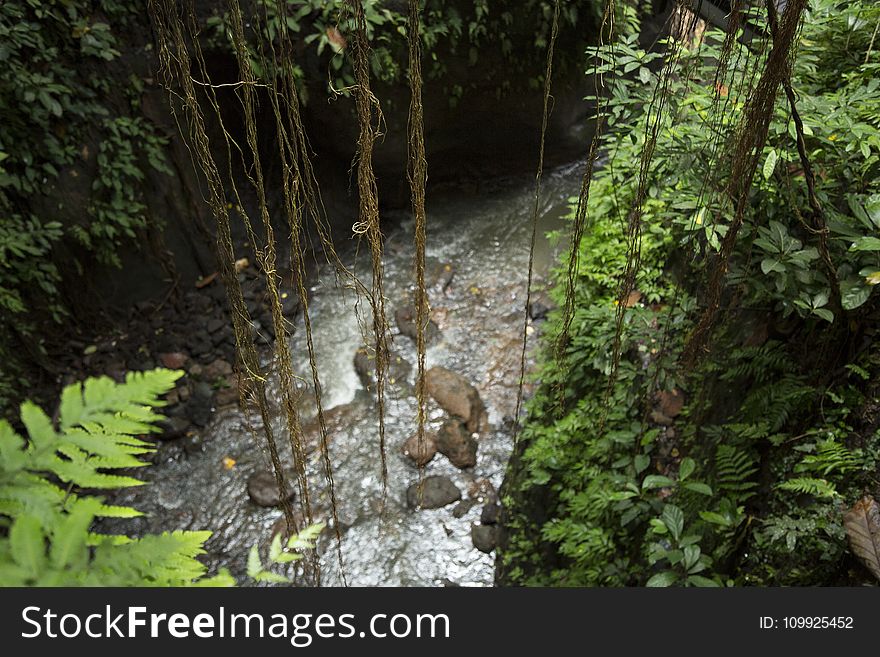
xmin=642 ymin=475 xmax=676 ymax=490
xmin=850 ymin=236 xmax=880 ymax=252
xmin=646 ymin=570 xmax=678 ymax=587
xmin=679 ymin=458 xmax=695 ymax=480
xmin=682 ymin=482 xmax=713 ymax=496
xmin=661 ymin=504 xmax=684 ymax=541
xmin=762 ymin=149 xmax=778 ymax=180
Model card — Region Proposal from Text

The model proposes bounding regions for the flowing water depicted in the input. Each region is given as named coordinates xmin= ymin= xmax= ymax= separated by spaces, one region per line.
xmin=108 ymin=162 xmax=582 ymax=586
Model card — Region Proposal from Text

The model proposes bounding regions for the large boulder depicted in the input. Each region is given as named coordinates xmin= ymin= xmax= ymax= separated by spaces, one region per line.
xmin=406 ymin=475 xmax=461 ymax=509
xmin=425 ymin=367 xmax=486 ymax=433
xmin=436 ymin=420 xmax=478 ymax=469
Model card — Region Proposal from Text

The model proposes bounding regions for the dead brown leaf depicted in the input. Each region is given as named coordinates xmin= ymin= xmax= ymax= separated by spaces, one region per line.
xmin=844 ymin=496 xmax=880 ymax=582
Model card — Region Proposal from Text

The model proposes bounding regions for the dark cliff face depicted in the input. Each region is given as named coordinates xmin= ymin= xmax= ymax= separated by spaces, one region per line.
xmin=37 ymin=1 xmax=599 ymax=320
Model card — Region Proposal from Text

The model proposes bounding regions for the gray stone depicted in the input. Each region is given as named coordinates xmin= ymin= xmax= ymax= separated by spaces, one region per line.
xmin=471 ymin=523 xmax=498 ymax=553
xmin=247 ymin=471 xmax=296 ymax=507
xmin=406 ymin=475 xmax=461 ymax=510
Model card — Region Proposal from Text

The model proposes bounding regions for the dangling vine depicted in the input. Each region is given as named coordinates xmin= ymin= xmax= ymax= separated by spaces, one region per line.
xmin=346 ymin=0 xmax=391 ymax=503
xmin=682 ymin=0 xmax=810 ymax=366
xmin=146 ymin=0 xmax=301 ymax=543
xmin=513 ymin=0 xmax=561 ymax=441
xmin=406 ymin=0 xmax=430 ymax=498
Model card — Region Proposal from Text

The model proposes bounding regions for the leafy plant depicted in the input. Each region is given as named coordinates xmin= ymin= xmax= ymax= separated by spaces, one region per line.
xmin=0 ymin=369 xmax=234 ymax=586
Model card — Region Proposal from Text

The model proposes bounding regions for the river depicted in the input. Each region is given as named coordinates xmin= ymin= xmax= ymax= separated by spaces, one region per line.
xmin=106 ymin=161 xmax=582 ymax=586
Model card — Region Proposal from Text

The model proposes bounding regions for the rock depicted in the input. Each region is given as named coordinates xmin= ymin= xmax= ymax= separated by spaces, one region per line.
xmin=353 ymin=348 xmax=413 ymax=394
xmin=480 ymin=503 xmax=500 ymax=525
xmin=425 ymin=258 xmax=454 ymax=292
xmin=394 ymin=306 xmax=440 ymax=344
xmin=185 ymin=395 xmax=213 ymax=428
xmin=452 ymin=498 xmax=479 ymax=519
xmin=158 ymin=415 xmax=191 ymax=439
xmin=281 ymin=294 xmax=300 ymax=318
xmin=247 ymin=470 xmax=296 ymax=507
xmin=159 ymin=351 xmax=188 ymax=369
xmin=206 ymin=318 xmax=226 ymax=334
xmin=299 ymin=403 xmax=360 ymax=454
xmin=650 ymin=409 xmax=673 ymax=426
xmin=471 ymin=523 xmax=498 ymax=553
xmin=189 ymin=334 xmax=212 ymax=358
xmin=402 ymin=431 xmax=438 ymax=467
xmin=528 ymin=292 xmax=554 ymax=321
xmin=214 ymin=385 xmax=239 ymax=407
xmin=656 ymin=389 xmax=685 ymax=418
xmin=203 ymin=358 xmax=233 ymax=381
xmin=182 ymin=434 xmax=205 ymax=455
xmin=406 ymin=475 xmax=461 ymax=509
xmin=425 ymin=367 xmax=486 ymax=433
xmin=436 ymin=420 xmax=478 ymax=469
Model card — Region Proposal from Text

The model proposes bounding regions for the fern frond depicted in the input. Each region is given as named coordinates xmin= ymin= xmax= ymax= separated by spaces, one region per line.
xmin=714 ymin=445 xmax=759 ymax=504
xmin=778 ymin=477 xmax=839 ymax=498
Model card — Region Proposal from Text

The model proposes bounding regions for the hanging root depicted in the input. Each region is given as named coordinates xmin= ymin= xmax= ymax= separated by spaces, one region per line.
xmin=146 ymin=0 xmax=301 ymax=543
xmin=347 ymin=0 xmax=390 ymax=505
xmin=511 ymin=0 xmax=561 ymax=443
xmin=553 ymin=0 xmax=616 ymax=413
xmin=599 ymin=1 xmax=697 ymax=434
xmin=406 ymin=0 xmax=429 ymax=501
xmin=682 ymin=0 xmax=810 ymax=367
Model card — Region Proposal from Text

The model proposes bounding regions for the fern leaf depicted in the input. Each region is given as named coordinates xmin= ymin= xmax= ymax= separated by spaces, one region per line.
xmin=778 ymin=477 xmax=838 ymax=498
xmin=9 ymin=515 xmax=46 ymax=576
xmin=843 ymin=496 xmax=880 ymax=582
xmin=50 ymin=498 xmax=102 ymax=569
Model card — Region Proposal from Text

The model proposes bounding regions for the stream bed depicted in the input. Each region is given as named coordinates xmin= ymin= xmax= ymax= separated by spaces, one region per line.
xmin=107 ymin=162 xmax=582 ymax=586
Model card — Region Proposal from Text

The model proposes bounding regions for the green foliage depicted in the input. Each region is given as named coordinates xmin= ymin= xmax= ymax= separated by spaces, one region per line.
xmin=247 ymin=523 xmax=324 ymax=584
xmin=0 ymin=369 xmax=234 ymax=586
xmin=0 ymin=1 xmax=172 ymax=412
xmin=204 ymin=0 xmax=604 ymax=102
xmin=502 ymin=0 xmax=880 ymax=587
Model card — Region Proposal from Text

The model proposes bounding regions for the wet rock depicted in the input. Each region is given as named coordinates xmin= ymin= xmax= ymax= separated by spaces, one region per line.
xmin=354 ymin=348 xmax=413 ymax=394
xmin=406 ymin=475 xmax=461 ymax=509
xmin=480 ymin=503 xmax=500 ymax=525
xmin=402 ymin=431 xmax=438 ymax=467
xmin=186 ymin=387 xmax=213 ymax=427
xmin=425 ymin=367 xmax=486 ymax=433
xmin=281 ymin=294 xmax=300 ymax=318
xmin=436 ymin=420 xmax=478 ymax=469
xmin=528 ymin=292 xmax=554 ymax=321
xmin=425 ymin=258 xmax=454 ymax=292
xmin=247 ymin=471 xmax=297 ymax=507
xmin=182 ymin=434 xmax=205 ymax=455
xmin=300 ymin=403 xmax=360 ymax=454
xmin=159 ymin=351 xmax=188 ymax=369
xmin=471 ymin=523 xmax=498 ymax=553
xmin=394 ymin=306 xmax=440 ymax=344
xmin=452 ymin=498 xmax=479 ymax=519
xmin=158 ymin=415 xmax=191 ymax=439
